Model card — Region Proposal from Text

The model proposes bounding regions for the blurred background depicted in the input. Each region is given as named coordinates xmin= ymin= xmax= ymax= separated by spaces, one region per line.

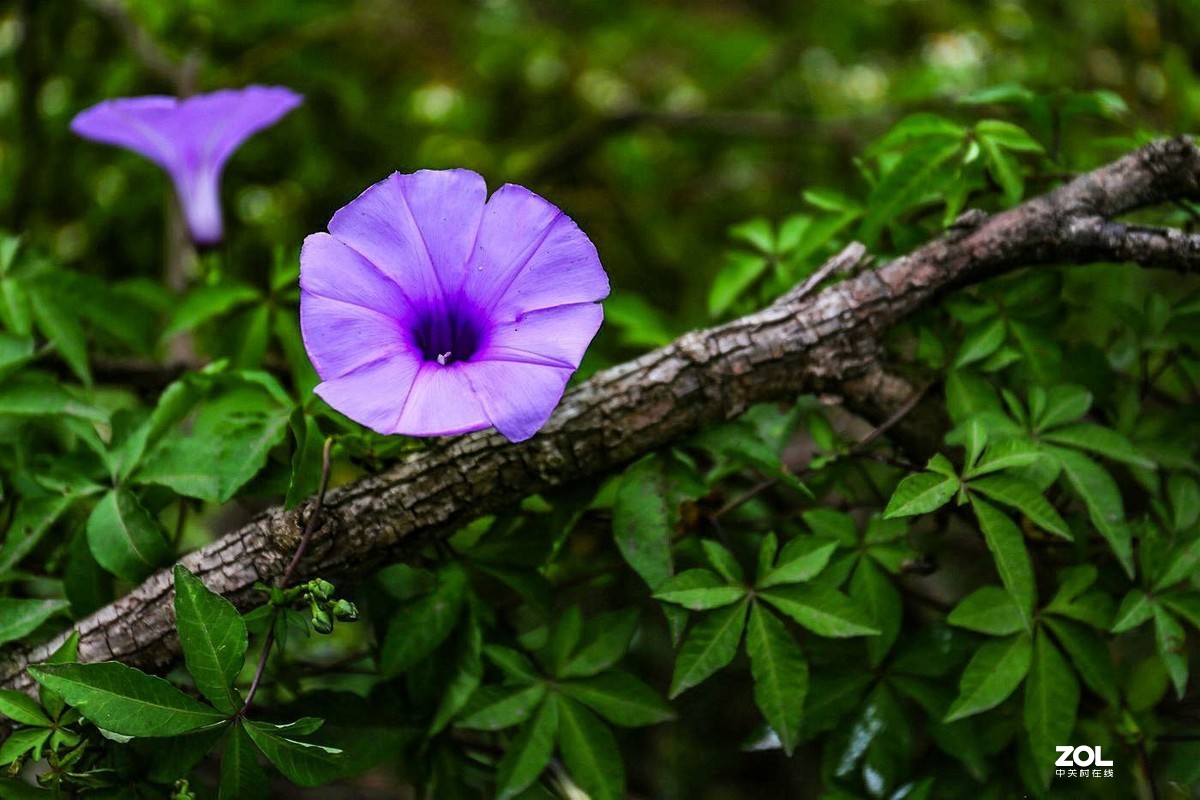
xmin=4 ymin=0 xmax=1197 ymax=370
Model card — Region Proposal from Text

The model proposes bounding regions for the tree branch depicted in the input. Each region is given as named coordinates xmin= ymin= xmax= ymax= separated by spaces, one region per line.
xmin=3 ymin=137 xmax=1200 ymax=693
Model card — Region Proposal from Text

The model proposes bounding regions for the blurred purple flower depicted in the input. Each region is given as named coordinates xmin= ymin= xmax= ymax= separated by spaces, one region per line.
xmin=70 ymin=86 xmax=303 ymax=245
xmin=300 ymin=169 xmax=609 ymax=442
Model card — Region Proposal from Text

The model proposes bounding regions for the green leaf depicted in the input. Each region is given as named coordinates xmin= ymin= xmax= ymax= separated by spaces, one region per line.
xmin=955 ymin=317 xmax=1006 ymax=368
xmin=969 ymin=438 xmax=1044 ymax=477
xmin=865 ymin=113 xmax=967 ymax=157
xmin=285 ymin=412 xmax=325 ymax=510
xmin=496 ymin=697 xmax=558 ymax=800
xmin=1033 ymin=386 xmax=1091 ymax=431
xmin=220 ymin=721 xmax=269 ymax=800
xmin=980 ymin=136 xmax=1024 ymax=205
xmin=28 ymin=662 xmax=225 ymax=737
xmin=612 ymin=455 xmax=674 ymax=590
xmin=701 ymin=539 xmax=744 ymax=584
xmin=1154 ymin=606 xmax=1189 ymax=698
xmin=758 ymin=585 xmax=879 ymax=637
xmin=0 ymin=598 xmax=69 ymax=648
xmin=945 ymin=633 xmax=1033 ymax=722
xmin=561 ymin=670 xmax=675 ymax=727
xmin=757 ymin=536 xmax=838 ymax=588
xmin=970 ymin=497 xmax=1035 ymax=627
xmin=0 ymin=689 xmax=51 ymax=726
xmin=1050 ymin=447 xmax=1134 ymax=576
xmin=1043 ymin=423 xmax=1155 ymax=469
xmin=947 ymin=586 xmax=1027 ymax=636
xmin=430 ymin=611 xmax=484 ymax=734
xmin=974 ymin=120 xmax=1045 ymax=153
xmin=969 ymin=473 xmax=1071 ymax=539
xmin=457 ymin=684 xmax=547 ymax=731
xmin=243 ymin=719 xmax=344 ymax=787
xmin=745 ymin=603 xmax=808 ymax=755
xmin=0 ymin=378 xmax=106 ymax=422
xmin=883 ymin=472 xmax=958 ymax=518
xmin=135 ymin=381 xmax=291 ymax=503
xmin=380 ymin=564 xmax=467 ymax=676
xmin=858 ymin=137 xmax=963 ymax=246
xmin=708 ymin=250 xmax=770 ymax=317
xmin=653 ymin=568 xmax=747 ymax=610
xmin=0 ymin=494 xmax=74 ymax=576
xmin=173 ymin=565 xmax=248 ymax=714
xmin=669 ymin=599 xmax=749 ymax=698
xmin=1023 ymin=632 xmax=1080 ymax=788
xmin=28 ymin=286 xmax=90 ymax=385
xmin=85 ymin=489 xmax=173 ymax=583
xmin=850 ymin=558 xmax=901 ymax=665
xmin=556 ymin=697 xmax=624 ymax=800
xmin=164 ymin=284 xmax=262 ymax=337
xmin=1169 ymin=474 xmax=1200 ymax=532
xmin=0 ymin=727 xmax=51 ymax=766
xmin=543 ymin=606 xmax=584 ymax=675
xmin=1154 ymin=535 xmax=1200 ymax=591
xmin=560 ymin=608 xmax=640 ymax=679
xmin=1111 ymin=589 xmax=1155 ymax=633
xmin=1043 ymin=616 xmax=1118 ymax=706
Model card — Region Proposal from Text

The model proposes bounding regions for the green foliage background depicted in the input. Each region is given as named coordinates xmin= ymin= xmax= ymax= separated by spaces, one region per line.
xmin=2 ymin=0 xmax=1200 ymax=798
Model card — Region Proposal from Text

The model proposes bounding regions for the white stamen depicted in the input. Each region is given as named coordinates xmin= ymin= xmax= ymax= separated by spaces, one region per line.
xmin=436 ymin=351 xmax=452 ymax=366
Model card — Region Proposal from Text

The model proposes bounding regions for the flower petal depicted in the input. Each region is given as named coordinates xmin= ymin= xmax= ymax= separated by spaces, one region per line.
xmin=327 ymin=170 xmax=485 ymax=308
xmin=394 ymin=364 xmax=490 ymax=436
xmin=175 ymin=86 xmax=303 ymax=166
xmin=314 ymin=354 xmax=422 ymax=435
xmin=300 ymin=233 xmax=413 ymax=319
xmin=476 ymin=302 xmax=603 ymax=369
xmin=300 ymin=292 xmax=412 ymax=381
xmin=70 ymin=96 xmax=180 ymax=169
xmin=465 ymin=361 xmax=573 ymax=442
xmin=465 ymin=184 xmax=609 ymax=319
xmin=71 ymin=86 xmax=302 ymax=245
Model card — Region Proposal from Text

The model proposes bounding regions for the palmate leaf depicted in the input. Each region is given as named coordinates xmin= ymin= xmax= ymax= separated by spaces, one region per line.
xmin=745 ymin=602 xmax=808 ymax=755
xmin=757 ymin=536 xmax=838 ymax=588
xmin=1048 ymin=446 xmax=1134 ymax=576
xmin=969 ymin=473 xmax=1070 ymax=539
xmin=653 ymin=569 xmax=747 ymax=610
xmin=559 ymin=608 xmax=639 ymax=679
xmin=1042 ymin=616 xmax=1118 ymax=706
xmin=970 ymin=497 xmax=1035 ymax=627
xmin=28 ymin=662 xmax=225 ymax=737
xmin=0 ymin=689 xmax=51 ymax=727
xmin=173 ymin=565 xmax=248 ymax=714
xmin=556 ymin=696 xmax=624 ymax=800
xmin=850 ymin=558 xmax=902 ymax=666
xmin=496 ymin=697 xmax=558 ymax=800
xmin=559 ymin=670 xmax=675 ymax=727
xmin=884 ymin=471 xmax=958 ymax=518
xmin=945 ymin=632 xmax=1033 ymax=722
xmin=379 ymin=563 xmax=467 ymax=676
xmin=456 ymin=684 xmax=547 ymax=731
xmin=612 ymin=454 xmax=675 ymax=590
xmin=669 ymin=598 xmax=749 ymax=698
xmin=947 ymin=586 xmax=1026 ymax=636
xmin=430 ymin=610 xmax=483 ymax=734
xmin=758 ymin=584 xmax=879 ymax=638
xmin=220 ymin=721 xmax=269 ymax=800
xmin=243 ymin=719 xmax=344 ymax=788
xmin=858 ymin=137 xmax=963 ymax=246
xmin=1023 ymin=631 xmax=1080 ymax=788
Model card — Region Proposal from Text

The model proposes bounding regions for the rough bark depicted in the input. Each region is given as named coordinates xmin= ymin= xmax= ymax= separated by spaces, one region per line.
xmin=3 ymin=137 xmax=1200 ymax=694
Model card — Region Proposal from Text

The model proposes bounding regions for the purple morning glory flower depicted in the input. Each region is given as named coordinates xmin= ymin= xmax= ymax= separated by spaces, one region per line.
xmin=300 ymin=169 xmax=609 ymax=442
xmin=70 ymin=85 xmax=303 ymax=245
